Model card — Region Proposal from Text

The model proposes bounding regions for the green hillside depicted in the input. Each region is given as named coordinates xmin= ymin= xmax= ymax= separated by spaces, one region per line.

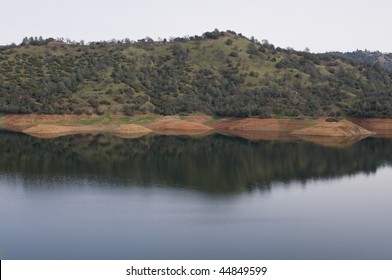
xmin=330 ymin=50 xmax=392 ymax=71
xmin=1 ymin=29 xmax=392 ymax=118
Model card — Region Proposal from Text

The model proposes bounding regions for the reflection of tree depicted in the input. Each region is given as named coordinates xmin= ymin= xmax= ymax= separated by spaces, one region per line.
xmin=0 ymin=132 xmax=391 ymax=194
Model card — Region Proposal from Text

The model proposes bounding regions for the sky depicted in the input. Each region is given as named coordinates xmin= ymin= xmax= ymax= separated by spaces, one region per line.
xmin=1 ymin=0 xmax=392 ymax=53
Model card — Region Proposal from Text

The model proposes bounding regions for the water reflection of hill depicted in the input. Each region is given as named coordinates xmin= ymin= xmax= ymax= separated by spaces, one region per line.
xmin=0 ymin=131 xmax=391 ymax=193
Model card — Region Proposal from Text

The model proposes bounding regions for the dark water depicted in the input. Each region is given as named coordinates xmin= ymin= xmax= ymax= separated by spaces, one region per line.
xmin=0 ymin=131 xmax=391 ymax=259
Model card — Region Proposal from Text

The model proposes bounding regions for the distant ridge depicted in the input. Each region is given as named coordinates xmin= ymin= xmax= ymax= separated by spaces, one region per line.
xmin=329 ymin=50 xmax=392 ymax=71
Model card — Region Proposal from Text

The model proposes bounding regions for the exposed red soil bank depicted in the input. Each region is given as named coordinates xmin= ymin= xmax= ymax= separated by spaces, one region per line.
xmin=2 ymin=114 xmax=391 ymax=142
xmin=291 ymin=120 xmax=376 ymax=137
xmin=22 ymin=124 xmax=152 ymax=138
xmin=143 ymin=117 xmax=213 ymax=136
xmin=351 ymin=118 xmax=392 ymax=138
xmin=212 ymin=118 xmax=313 ymax=132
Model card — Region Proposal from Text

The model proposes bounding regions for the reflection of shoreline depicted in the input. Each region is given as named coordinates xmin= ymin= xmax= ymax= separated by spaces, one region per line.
xmin=293 ymin=135 xmax=368 ymax=148
xmin=17 ymin=127 xmax=385 ymax=147
xmin=215 ymin=129 xmax=298 ymax=141
xmin=0 ymin=132 xmax=391 ymax=194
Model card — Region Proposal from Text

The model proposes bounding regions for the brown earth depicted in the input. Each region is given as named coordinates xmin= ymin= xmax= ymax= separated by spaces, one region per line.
xmin=2 ymin=114 xmax=213 ymax=137
xmin=214 ymin=118 xmax=377 ymax=142
xmin=184 ymin=115 xmax=213 ymax=124
xmin=3 ymin=114 xmax=89 ymax=127
xmin=144 ymin=117 xmax=213 ymax=136
xmin=109 ymin=124 xmax=152 ymax=135
xmin=212 ymin=117 xmax=319 ymax=141
xmin=2 ymin=114 xmax=101 ymax=133
xmin=291 ymin=120 xmax=376 ymax=137
xmin=3 ymin=114 xmax=392 ymax=143
xmin=212 ymin=118 xmax=315 ymax=132
xmin=22 ymin=124 xmax=152 ymax=138
xmin=351 ymin=118 xmax=392 ymax=138
xmin=110 ymin=124 xmax=152 ymax=139
xmin=23 ymin=124 xmax=86 ymax=135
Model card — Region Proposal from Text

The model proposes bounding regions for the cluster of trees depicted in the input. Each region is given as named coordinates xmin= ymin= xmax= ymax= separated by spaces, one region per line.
xmin=349 ymin=92 xmax=392 ymax=117
xmin=331 ymin=50 xmax=392 ymax=71
xmin=1 ymin=29 xmax=392 ymax=118
xmin=20 ymin=36 xmax=55 ymax=46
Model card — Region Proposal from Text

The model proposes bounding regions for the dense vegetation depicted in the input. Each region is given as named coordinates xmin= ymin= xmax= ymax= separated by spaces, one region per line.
xmin=1 ymin=30 xmax=392 ymax=118
xmin=331 ymin=50 xmax=392 ymax=71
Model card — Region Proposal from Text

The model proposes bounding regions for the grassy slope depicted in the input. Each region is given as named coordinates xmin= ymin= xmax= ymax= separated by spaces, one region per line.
xmin=1 ymin=32 xmax=392 ymax=117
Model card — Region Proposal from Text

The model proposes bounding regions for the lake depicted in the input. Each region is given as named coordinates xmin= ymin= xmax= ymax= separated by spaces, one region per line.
xmin=0 ymin=131 xmax=391 ymax=259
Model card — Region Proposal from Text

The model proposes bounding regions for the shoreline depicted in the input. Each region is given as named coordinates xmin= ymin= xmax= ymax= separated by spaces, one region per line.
xmin=0 ymin=114 xmax=391 ymax=145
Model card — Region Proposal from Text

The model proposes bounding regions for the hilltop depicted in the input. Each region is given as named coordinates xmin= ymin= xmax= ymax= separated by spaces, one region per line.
xmin=330 ymin=50 xmax=392 ymax=71
xmin=1 ymin=29 xmax=392 ymax=118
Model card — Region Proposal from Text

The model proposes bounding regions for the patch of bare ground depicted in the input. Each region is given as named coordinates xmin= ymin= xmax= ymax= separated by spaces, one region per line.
xmin=184 ymin=115 xmax=213 ymax=124
xmin=291 ymin=120 xmax=376 ymax=137
xmin=23 ymin=125 xmax=84 ymax=135
xmin=4 ymin=114 xmax=212 ymax=137
xmin=212 ymin=118 xmax=318 ymax=141
xmin=110 ymin=124 xmax=152 ymax=138
xmin=3 ymin=114 xmax=389 ymax=143
xmin=2 ymin=114 xmax=100 ymax=133
xmin=22 ymin=124 xmax=151 ymax=139
xmin=350 ymin=118 xmax=392 ymax=138
xmin=3 ymin=114 xmax=89 ymax=127
xmin=144 ymin=119 xmax=213 ymax=136
xmin=212 ymin=118 xmax=313 ymax=132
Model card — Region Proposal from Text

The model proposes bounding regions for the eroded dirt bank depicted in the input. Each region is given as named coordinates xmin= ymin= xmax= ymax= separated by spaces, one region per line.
xmin=1 ymin=114 xmax=214 ymax=138
xmin=22 ymin=124 xmax=152 ymax=138
xmin=1 ymin=114 xmax=391 ymax=142
xmin=351 ymin=118 xmax=392 ymax=138
xmin=143 ymin=116 xmax=213 ymax=136
xmin=212 ymin=118 xmax=313 ymax=132
xmin=291 ymin=120 xmax=376 ymax=137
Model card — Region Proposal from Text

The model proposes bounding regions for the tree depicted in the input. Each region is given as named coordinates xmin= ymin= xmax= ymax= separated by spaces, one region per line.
xmin=247 ymin=43 xmax=258 ymax=55
xmin=225 ymin=39 xmax=233 ymax=46
xmin=203 ymin=28 xmax=221 ymax=39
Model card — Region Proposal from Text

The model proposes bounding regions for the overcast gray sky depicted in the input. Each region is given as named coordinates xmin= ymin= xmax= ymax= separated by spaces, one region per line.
xmin=1 ymin=0 xmax=391 ymax=52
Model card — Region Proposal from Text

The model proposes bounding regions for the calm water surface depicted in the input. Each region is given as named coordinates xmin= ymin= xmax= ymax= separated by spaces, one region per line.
xmin=0 ymin=132 xmax=391 ymax=259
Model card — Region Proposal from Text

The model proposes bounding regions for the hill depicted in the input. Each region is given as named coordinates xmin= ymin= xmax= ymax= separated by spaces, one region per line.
xmin=330 ymin=50 xmax=392 ymax=71
xmin=1 ymin=29 xmax=392 ymax=118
